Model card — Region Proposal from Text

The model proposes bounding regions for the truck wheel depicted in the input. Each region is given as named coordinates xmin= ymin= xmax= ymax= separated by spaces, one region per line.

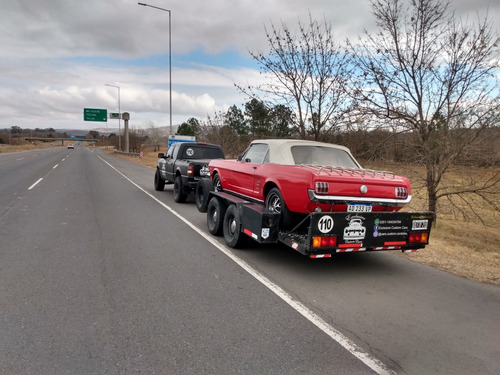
xmin=207 ymin=197 xmax=226 ymax=236
xmin=213 ymin=173 xmax=223 ymax=192
xmin=173 ymin=175 xmax=187 ymax=203
xmin=154 ymin=169 xmax=165 ymax=191
xmin=195 ymin=178 xmax=213 ymax=213
xmin=265 ymin=187 xmax=293 ymax=229
xmin=223 ymin=204 xmax=245 ymax=248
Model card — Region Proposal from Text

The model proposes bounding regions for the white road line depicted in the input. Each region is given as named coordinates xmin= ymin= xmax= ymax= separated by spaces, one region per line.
xmin=97 ymin=154 xmax=396 ymax=375
xmin=28 ymin=178 xmax=43 ymax=190
xmin=53 ymin=164 xmax=59 ymax=169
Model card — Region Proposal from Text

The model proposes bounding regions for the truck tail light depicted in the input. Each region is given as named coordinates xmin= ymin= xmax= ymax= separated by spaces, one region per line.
xmin=315 ymin=182 xmax=329 ymax=194
xmin=395 ymin=187 xmax=408 ymax=199
xmin=409 ymin=232 xmax=429 ymax=243
xmin=187 ymin=165 xmax=194 ymax=176
xmin=312 ymin=235 xmax=337 ymax=248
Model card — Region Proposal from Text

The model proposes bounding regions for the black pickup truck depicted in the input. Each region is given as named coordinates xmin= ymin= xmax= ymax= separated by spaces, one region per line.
xmin=154 ymin=142 xmax=225 ymax=202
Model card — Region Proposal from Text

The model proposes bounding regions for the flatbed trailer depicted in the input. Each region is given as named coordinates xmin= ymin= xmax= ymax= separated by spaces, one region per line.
xmin=205 ymin=191 xmax=434 ymax=258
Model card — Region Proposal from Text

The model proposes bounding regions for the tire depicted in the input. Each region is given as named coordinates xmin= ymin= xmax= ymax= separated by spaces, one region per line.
xmin=207 ymin=197 xmax=226 ymax=236
xmin=195 ymin=178 xmax=213 ymax=213
xmin=223 ymin=204 xmax=245 ymax=248
xmin=212 ymin=173 xmax=223 ymax=192
xmin=265 ymin=187 xmax=293 ymax=229
xmin=154 ymin=169 xmax=165 ymax=191
xmin=173 ymin=175 xmax=187 ymax=203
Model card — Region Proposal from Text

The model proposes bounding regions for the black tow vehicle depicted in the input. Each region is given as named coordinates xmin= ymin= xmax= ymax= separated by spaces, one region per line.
xmin=154 ymin=142 xmax=224 ymax=203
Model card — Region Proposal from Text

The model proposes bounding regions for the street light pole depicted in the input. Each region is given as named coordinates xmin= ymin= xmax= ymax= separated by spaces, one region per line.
xmin=138 ymin=2 xmax=173 ymax=136
xmin=105 ymin=83 xmax=121 ymax=150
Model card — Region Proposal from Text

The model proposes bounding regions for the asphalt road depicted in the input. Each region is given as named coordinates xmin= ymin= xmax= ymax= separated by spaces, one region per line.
xmin=0 ymin=146 xmax=499 ymax=375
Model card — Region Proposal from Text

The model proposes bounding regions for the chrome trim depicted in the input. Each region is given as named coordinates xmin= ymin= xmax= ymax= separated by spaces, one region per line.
xmin=308 ymin=189 xmax=412 ymax=205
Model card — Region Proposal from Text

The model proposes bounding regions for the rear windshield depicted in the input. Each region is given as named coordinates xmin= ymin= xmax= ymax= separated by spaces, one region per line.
xmin=181 ymin=146 xmax=224 ymax=159
xmin=291 ymin=146 xmax=359 ymax=168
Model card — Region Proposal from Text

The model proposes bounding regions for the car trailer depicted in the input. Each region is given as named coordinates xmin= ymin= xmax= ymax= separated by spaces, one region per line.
xmin=203 ymin=190 xmax=434 ymax=258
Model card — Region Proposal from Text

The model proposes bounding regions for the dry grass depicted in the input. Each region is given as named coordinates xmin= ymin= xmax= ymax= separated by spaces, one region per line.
xmin=0 ymin=143 xmax=61 ymax=153
xmin=364 ymin=161 xmax=500 ymax=285
xmin=4 ymin=143 xmax=499 ymax=284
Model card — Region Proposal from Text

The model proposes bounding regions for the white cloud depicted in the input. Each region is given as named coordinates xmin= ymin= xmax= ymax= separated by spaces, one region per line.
xmin=0 ymin=0 xmax=498 ymax=130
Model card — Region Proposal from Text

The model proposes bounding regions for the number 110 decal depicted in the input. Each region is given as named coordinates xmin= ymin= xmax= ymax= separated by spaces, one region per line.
xmin=317 ymin=216 xmax=334 ymax=233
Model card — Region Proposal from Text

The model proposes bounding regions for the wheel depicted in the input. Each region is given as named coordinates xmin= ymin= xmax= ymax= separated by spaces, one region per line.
xmin=195 ymin=178 xmax=213 ymax=213
xmin=212 ymin=173 xmax=223 ymax=192
xmin=207 ymin=197 xmax=226 ymax=236
xmin=265 ymin=187 xmax=293 ymax=229
xmin=173 ymin=175 xmax=187 ymax=203
xmin=154 ymin=169 xmax=165 ymax=191
xmin=223 ymin=204 xmax=245 ymax=248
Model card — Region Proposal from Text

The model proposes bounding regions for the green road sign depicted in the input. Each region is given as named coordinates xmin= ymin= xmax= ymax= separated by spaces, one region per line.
xmin=109 ymin=113 xmax=120 ymax=119
xmin=84 ymin=108 xmax=107 ymax=122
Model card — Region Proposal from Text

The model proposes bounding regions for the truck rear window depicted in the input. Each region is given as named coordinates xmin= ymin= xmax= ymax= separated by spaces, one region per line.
xmin=181 ymin=146 xmax=224 ymax=159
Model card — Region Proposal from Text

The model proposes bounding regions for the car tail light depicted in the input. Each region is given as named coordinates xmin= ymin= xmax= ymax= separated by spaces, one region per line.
xmin=409 ymin=232 xmax=429 ymax=243
xmin=315 ymin=182 xmax=329 ymax=194
xmin=395 ymin=187 xmax=408 ymax=199
xmin=312 ymin=235 xmax=337 ymax=248
xmin=187 ymin=165 xmax=194 ymax=176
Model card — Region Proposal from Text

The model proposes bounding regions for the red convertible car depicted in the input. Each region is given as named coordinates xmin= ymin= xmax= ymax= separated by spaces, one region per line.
xmin=208 ymin=139 xmax=412 ymax=228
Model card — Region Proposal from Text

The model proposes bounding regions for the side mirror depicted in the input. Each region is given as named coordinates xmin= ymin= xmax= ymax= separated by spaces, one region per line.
xmin=158 ymin=152 xmax=165 ymax=158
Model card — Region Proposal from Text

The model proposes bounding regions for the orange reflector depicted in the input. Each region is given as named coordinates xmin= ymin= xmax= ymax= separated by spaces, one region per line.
xmin=421 ymin=232 xmax=429 ymax=242
xmin=313 ymin=237 xmax=322 ymax=248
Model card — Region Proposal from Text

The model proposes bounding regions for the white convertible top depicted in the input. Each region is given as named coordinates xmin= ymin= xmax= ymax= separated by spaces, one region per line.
xmin=248 ymin=139 xmax=361 ymax=167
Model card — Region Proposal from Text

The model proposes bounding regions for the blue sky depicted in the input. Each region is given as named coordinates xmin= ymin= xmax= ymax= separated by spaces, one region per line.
xmin=1 ymin=0 xmax=498 ymax=131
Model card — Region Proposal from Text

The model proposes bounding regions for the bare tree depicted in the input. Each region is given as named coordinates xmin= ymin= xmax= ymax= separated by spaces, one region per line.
xmin=238 ymin=15 xmax=352 ymax=140
xmin=348 ymin=0 xmax=500 ymax=220
xmin=144 ymin=121 xmax=165 ymax=152
xmin=200 ymin=111 xmax=244 ymax=158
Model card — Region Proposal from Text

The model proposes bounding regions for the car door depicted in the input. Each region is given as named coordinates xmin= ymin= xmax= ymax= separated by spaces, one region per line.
xmin=229 ymin=143 xmax=269 ymax=199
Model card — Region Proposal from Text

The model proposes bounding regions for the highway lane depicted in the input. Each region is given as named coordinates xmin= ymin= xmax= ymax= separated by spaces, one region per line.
xmin=98 ymin=148 xmax=500 ymax=375
xmin=0 ymin=147 xmax=73 ymax=218
xmin=0 ymin=147 xmax=379 ymax=374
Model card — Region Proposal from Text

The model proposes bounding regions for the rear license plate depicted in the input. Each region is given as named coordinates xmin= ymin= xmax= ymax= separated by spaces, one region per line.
xmin=347 ymin=204 xmax=372 ymax=213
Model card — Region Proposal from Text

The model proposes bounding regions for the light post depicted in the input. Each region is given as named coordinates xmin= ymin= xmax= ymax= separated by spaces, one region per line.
xmin=105 ymin=83 xmax=121 ymax=150
xmin=138 ymin=2 xmax=173 ymax=136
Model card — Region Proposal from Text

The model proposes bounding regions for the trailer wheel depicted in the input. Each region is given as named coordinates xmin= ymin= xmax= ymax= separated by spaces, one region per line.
xmin=154 ymin=169 xmax=165 ymax=191
xmin=265 ymin=187 xmax=293 ymax=229
xmin=207 ymin=197 xmax=226 ymax=236
xmin=173 ymin=175 xmax=187 ymax=203
xmin=195 ymin=178 xmax=213 ymax=213
xmin=223 ymin=204 xmax=245 ymax=248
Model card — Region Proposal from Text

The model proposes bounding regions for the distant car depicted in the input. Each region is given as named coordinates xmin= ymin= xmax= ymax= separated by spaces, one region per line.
xmin=67 ymin=144 xmax=74 ymax=149
xmin=208 ymin=139 xmax=412 ymax=228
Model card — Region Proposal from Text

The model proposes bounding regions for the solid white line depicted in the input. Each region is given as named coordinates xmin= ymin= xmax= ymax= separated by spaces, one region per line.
xmin=28 ymin=178 xmax=43 ymax=190
xmin=97 ymin=154 xmax=396 ymax=375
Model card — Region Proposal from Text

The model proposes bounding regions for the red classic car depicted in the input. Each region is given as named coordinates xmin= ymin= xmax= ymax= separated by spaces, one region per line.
xmin=208 ymin=139 xmax=412 ymax=228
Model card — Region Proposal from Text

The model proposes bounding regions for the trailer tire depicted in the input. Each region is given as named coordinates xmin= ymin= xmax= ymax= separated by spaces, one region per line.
xmin=207 ymin=197 xmax=226 ymax=236
xmin=173 ymin=175 xmax=188 ymax=203
xmin=154 ymin=169 xmax=165 ymax=191
xmin=223 ymin=204 xmax=245 ymax=248
xmin=195 ymin=178 xmax=213 ymax=213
